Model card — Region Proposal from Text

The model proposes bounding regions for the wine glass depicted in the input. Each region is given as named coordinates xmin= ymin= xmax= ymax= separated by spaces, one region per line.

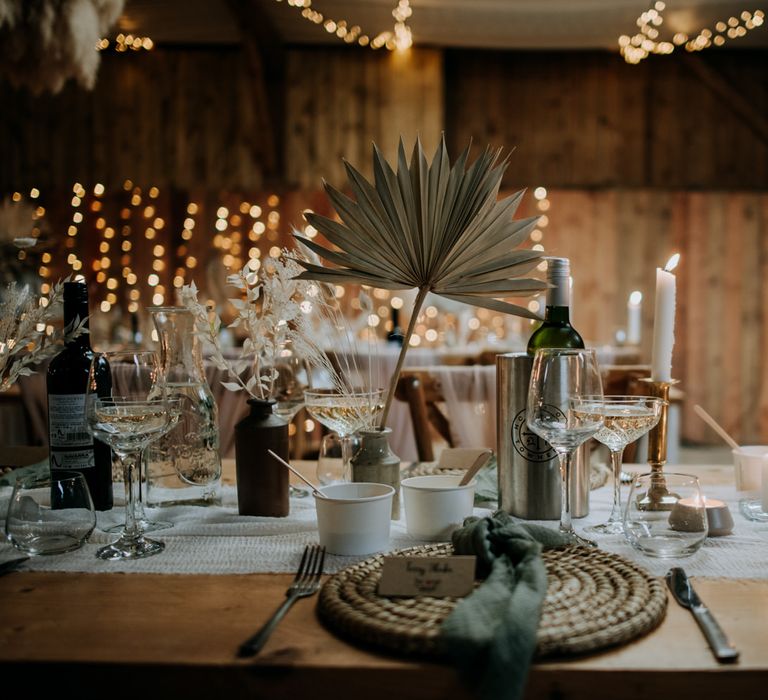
xmin=316 ymin=432 xmax=363 ymax=486
xmin=86 ymin=351 xmax=175 ymax=560
xmin=271 ymin=339 xmax=311 ymax=423
xmin=304 ymin=388 xmax=384 ymax=482
xmin=576 ymin=395 xmax=665 ymax=535
xmin=526 ymin=348 xmax=604 ymax=546
xmin=104 ymin=354 xmax=178 ymax=534
xmin=269 ymin=339 xmax=312 ymax=497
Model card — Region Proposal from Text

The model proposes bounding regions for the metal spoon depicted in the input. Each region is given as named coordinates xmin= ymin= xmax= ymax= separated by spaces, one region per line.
xmin=268 ymin=450 xmax=328 ymax=499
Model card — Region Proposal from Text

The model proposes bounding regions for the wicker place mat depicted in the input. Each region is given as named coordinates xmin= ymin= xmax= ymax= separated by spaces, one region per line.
xmin=318 ymin=542 xmax=667 ymax=659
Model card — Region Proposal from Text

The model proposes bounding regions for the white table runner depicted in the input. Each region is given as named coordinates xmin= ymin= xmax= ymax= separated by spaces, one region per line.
xmin=1 ymin=480 xmax=766 ymax=578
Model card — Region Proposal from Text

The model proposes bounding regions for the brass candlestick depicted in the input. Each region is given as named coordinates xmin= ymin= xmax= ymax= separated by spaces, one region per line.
xmin=638 ymin=378 xmax=677 ymax=509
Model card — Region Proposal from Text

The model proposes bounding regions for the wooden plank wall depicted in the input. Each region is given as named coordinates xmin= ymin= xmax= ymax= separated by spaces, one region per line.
xmin=284 ymin=48 xmax=444 ymax=188
xmin=1 ymin=49 xmax=267 ymax=192
xmin=540 ymin=189 xmax=768 ymax=444
xmin=0 ymin=47 xmax=444 ymax=193
xmin=2 ymin=47 xmax=766 ymax=191
xmin=446 ymin=50 xmax=768 ymax=190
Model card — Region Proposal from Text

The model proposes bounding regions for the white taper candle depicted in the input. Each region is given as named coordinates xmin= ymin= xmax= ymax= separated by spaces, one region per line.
xmin=651 ymin=255 xmax=679 ymax=382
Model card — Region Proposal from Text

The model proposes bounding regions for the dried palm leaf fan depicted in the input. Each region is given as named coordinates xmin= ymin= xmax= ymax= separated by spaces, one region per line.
xmin=293 ymin=136 xmax=547 ymax=428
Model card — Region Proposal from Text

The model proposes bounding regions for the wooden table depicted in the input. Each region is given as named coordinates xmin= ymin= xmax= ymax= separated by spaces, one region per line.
xmin=1 ymin=460 xmax=766 ymax=699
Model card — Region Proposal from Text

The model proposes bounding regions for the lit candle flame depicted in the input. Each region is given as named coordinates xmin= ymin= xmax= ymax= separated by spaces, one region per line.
xmin=664 ymin=253 xmax=680 ymax=272
xmin=629 ymin=290 xmax=643 ymax=305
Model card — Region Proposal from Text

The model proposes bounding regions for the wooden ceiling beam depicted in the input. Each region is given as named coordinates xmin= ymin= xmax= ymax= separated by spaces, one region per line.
xmin=225 ymin=0 xmax=286 ymax=182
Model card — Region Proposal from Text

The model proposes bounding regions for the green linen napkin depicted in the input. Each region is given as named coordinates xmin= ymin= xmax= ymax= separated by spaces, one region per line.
xmin=438 ymin=512 xmax=570 ymax=700
xmin=472 ymin=455 xmax=497 ymax=505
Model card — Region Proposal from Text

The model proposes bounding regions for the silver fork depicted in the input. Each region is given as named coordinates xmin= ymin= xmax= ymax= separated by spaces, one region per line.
xmin=237 ymin=544 xmax=326 ymax=658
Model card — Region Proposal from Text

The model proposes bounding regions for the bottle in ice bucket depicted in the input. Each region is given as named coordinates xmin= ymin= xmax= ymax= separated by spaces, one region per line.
xmin=498 ymin=258 xmax=589 ymax=518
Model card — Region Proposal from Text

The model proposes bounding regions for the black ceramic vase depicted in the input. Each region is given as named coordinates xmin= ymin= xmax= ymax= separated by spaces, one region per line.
xmin=234 ymin=398 xmax=289 ymax=517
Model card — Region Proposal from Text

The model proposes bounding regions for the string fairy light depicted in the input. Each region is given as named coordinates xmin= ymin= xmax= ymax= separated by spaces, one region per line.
xmin=619 ymin=3 xmax=764 ymax=64
xmin=276 ymin=0 xmax=413 ymax=51
xmin=97 ymin=33 xmax=154 ymax=52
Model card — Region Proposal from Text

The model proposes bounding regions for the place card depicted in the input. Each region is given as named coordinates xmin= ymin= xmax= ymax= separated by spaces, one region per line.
xmin=377 ymin=556 xmax=476 ymax=597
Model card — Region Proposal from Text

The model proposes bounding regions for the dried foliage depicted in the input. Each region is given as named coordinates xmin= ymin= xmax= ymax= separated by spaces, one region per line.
xmin=180 ymin=252 xmax=371 ymax=422
xmin=294 ymin=135 xmax=547 ymax=425
xmin=0 ymin=278 xmax=87 ymax=392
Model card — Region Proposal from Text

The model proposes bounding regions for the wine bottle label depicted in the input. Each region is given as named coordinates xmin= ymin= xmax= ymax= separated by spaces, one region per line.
xmin=50 ymin=448 xmax=96 ymax=470
xmin=49 ymin=394 xmax=95 ymax=470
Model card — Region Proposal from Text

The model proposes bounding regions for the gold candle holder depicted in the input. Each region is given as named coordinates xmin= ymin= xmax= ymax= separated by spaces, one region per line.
xmin=638 ymin=377 xmax=678 ymax=509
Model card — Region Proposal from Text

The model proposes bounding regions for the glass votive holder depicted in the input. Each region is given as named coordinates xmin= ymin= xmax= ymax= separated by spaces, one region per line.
xmin=5 ymin=471 xmax=96 ymax=555
xmin=623 ymin=472 xmax=708 ymax=558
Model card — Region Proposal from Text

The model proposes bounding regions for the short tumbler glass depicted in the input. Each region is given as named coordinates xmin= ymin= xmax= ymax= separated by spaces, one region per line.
xmin=624 ymin=472 xmax=708 ymax=558
xmin=6 ymin=472 xmax=96 ymax=555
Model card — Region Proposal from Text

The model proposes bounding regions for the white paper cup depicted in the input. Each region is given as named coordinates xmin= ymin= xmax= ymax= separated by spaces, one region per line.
xmin=314 ymin=482 xmax=394 ymax=556
xmin=732 ymin=446 xmax=768 ymax=493
xmin=401 ymin=475 xmax=475 ymax=541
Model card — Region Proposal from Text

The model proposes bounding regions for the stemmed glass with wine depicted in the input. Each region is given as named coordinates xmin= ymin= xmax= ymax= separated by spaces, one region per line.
xmin=526 ymin=348 xmax=604 ymax=547
xmin=304 ymin=388 xmax=384 ymax=482
xmin=574 ymin=395 xmax=665 ymax=535
xmin=85 ymin=351 xmax=178 ymax=560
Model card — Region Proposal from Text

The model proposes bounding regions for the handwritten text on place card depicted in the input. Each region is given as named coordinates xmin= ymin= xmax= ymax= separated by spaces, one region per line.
xmin=378 ymin=556 xmax=476 ymax=597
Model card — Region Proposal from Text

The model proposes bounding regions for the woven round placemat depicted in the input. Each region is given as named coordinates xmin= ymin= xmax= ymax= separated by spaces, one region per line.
xmin=318 ymin=543 xmax=666 ymax=659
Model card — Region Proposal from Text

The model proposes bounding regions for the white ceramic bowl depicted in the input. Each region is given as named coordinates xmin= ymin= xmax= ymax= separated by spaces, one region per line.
xmin=732 ymin=445 xmax=768 ymax=493
xmin=401 ymin=475 xmax=475 ymax=541
xmin=314 ymin=482 xmax=394 ymax=555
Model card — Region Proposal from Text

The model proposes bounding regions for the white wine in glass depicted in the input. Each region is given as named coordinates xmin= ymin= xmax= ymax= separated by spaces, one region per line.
xmin=86 ymin=351 xmax=176 ymax=560
xmin=573 ymin=396 xmax=665 ymax=535
xmin=304 ymin=389 xmax=383 ymax=482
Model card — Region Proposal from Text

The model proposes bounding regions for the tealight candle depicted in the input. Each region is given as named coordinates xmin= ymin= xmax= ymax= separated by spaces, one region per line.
xmin=670 ymin=496 xmax=733 ymax=537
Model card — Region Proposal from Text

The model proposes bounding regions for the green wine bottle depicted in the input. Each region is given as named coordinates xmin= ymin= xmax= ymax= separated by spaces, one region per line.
xmin=527 ymin=257 xmax=584 ymax=354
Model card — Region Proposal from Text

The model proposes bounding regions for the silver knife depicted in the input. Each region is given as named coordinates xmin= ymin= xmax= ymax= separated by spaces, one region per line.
xmin=666 ymin=567 xmax=739 ymax=663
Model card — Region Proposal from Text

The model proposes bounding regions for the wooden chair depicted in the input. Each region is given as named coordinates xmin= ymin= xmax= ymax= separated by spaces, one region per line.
xmin=394 ymin=365 xmax=497 ymax=461
xmin=395 ymin=370 xmax=452 ymax=462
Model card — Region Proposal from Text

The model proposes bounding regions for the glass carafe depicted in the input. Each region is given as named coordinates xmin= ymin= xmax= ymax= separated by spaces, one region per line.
xmin=147 ymin=307 xmax=222 ymax=506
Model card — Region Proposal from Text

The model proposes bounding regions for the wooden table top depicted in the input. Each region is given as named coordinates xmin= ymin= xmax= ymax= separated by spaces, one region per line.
xmin=1 ymin=459 xmax=766 ymax=699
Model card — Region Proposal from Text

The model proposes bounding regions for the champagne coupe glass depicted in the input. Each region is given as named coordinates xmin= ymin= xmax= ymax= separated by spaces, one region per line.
xmin=304 ymin=388 xmax=384 ymax=482
xmin=527 ymin=348 xmax=604 ymax=547
xmin=577 ymin=396 xmax=665 ymax=535
xmin=86 ymin=351 xmax=174 ymax=560
xmin=107 ymin=421 xmax=181 ymax=534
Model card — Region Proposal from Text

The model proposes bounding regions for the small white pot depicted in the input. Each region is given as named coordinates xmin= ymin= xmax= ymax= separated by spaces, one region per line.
xmin=401 ymin=475 xmax=475 ymax=541
xmin=314 ymin=482 xmax=394 ymax=555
